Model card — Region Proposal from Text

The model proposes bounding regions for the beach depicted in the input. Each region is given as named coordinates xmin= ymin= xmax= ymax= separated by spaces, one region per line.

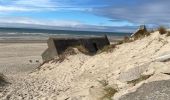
xmin=0 ymin=42 xmax=47 ymax=74
xmin=0 ymin=31 xmax=170 ymax=100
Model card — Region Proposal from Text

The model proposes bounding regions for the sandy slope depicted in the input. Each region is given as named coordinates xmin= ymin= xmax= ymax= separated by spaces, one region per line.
xmin=1 ymin=31 xmax=170 ymax=100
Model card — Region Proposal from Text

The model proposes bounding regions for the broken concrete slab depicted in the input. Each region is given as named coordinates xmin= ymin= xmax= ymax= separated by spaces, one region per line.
xmin=155 ymin=53 xmax=170 ymax=62
xmin=118 ymin=63 xmax=150 ymax=82
xmin=119 ymin=79 xmax=170 ymax=100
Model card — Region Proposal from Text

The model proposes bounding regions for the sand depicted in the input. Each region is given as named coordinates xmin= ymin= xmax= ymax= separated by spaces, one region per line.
xmin=0 ymin=43 xmax=47 ymax=74
xmin=1 ymin=31 xmax=170 ymax=100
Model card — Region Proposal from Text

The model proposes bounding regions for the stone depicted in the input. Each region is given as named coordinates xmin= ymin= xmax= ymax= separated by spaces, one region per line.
xmin=119 ymin=79 xmax=170 ymax=100
xmin=118 ymin=63 xmax=149 ymax=82
xmin=155 ymin=53 xmax=170 ymax=62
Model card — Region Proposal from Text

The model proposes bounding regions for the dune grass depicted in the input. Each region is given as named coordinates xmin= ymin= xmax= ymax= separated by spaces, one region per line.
xmin=97 ymin=80 xmax=118 ymax=100
xmin=158 ymin=26 xmax=167 ymax=35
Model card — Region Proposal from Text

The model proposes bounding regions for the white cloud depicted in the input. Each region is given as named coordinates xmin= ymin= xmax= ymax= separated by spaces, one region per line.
xmin=0 ymin=17 xmax=137 ymax=32
xmin=91 ymin=0 xmax=170 ymax=26
xmin=0 ymin=0 xmax=58 ymax=12
xmin=0 ymin=5 xmax=38 ymax=11
xmin=14 ymin=0 xmax=56 ymax=7
xmin=0 ymin=0 xmax=92 ymax=12
xmin=0 ymin=17 xmax=82 ymax=27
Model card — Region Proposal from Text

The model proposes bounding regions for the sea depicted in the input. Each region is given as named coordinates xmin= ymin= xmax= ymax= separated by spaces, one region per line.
xmin=0 ymin=27 xmax=132 ymax=42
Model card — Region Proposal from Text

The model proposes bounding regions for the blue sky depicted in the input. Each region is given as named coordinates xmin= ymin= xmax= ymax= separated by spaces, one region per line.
xmin=0 ymin=0 xmax=169 ymax=32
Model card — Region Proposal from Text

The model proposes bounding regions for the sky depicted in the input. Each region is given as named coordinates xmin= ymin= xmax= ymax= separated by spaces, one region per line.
xmin=0 ymin=0 xmax=170 ymax=32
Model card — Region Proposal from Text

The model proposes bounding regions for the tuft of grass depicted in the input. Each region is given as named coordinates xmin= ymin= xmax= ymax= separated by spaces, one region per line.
xmin=131 ymin=25 xmax=150 ymax=40
xmin=133 ymin=31 xmax=150 ymax=40
xmin=52 ymin=47 xmax=78 ymax=63
xmin=101 ymin=87 xmax=118 ymax=100
xmin=74 ymin=45 xmax=89 ymax=54
xmin=117 ymin=36 xmax=134 ymax=45
xmin=158 ymin=26 xmax=167 ymax=35
xmin=64 ymin=47 xmax=78 ymax=56
xmin=98 ymin=44 xmax=116 ymax=53
xmin=166 ymin=31 xmax=170 ymax=36
xmin=117 ymin=41 xmax=124 ymax=45
xmin=122 ymin=36 xmax=134 ymax=43
xmin=57 ymin=55 xmax=66 ymax=63
xmin=97 ymin=80 xmax=118 ymax=100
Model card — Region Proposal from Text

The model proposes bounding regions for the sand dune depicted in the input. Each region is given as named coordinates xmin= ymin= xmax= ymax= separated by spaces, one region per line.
xmin=1 ymin=31 xmax=170 ymax=100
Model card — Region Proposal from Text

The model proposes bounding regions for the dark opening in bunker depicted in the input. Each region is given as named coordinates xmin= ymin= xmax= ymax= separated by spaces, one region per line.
xmin=93 ymin=43 xmax=98 ymax=51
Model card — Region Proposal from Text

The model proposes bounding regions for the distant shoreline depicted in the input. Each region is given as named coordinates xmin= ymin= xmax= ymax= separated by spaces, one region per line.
xmin=0 ymin=35 xmax=124 ymax=43
xmin=0 ymin=39 xmax=47 ymax=43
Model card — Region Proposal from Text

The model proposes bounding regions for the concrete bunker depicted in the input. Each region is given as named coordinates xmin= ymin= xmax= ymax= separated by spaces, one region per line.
xmin=42 ymin=35 xmax=110 ymax=61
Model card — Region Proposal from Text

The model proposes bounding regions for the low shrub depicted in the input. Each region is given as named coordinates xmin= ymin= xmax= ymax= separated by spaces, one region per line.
xmin=158 ymin=26 xmax=167 ymax=35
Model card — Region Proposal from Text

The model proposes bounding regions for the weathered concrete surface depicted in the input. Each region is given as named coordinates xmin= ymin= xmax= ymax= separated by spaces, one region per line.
xmin=118 ymin=63 xmax=150 ymax=82
xmin=119 ymin=79 xmax=170 ymax=100
xmin=155 ymin=53 xmax=170 ymax=62
xmin=42 ymin=35 xmax=110 ymax=61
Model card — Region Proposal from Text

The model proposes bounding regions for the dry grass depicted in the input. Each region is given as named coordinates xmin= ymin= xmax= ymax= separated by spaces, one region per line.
xmin=38 ymin=46 xmax=87 ymax=69
xmin=158 ymin=26 xmax=167 ymax=35
xmin=133 ymin=31 xmax=150 ymax=40
xmin=131 ymin=25 xmax=151 ymax=40
xmin=98 ymin=44 xmax=116 ymax=53
xmin=63 ymin=47 xmax=78 ymax=56
xmin=74 ymin=45 xmax=89 ymax=54
xmin=55 ymin=47 xmax=78 ymax=63
xmin=97 ymin=80 xmax=118 ymax=100
xmin=99 ymin=36 xmax=134 ymax=53
xmin=166 ymin=31 xmax=170 ymax=36
xmin=101 ymin=87 xmax=118 ymax=100
xmin=117 ymin=36 xmax=134 ymax=45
